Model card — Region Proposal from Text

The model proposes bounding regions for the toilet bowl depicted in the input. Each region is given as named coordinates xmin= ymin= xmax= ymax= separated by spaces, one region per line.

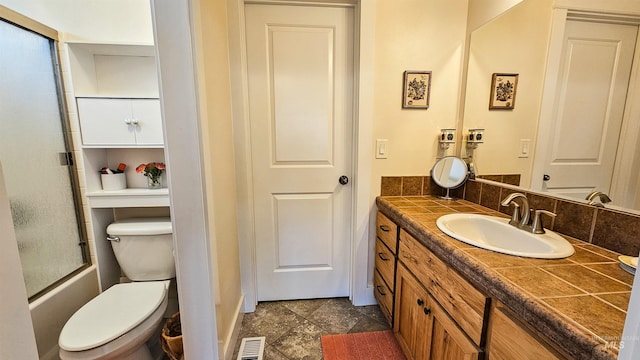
xmin=59 ymin=281 xmax=169 ymax=360
xmin=59 ymin=217 xmax=175 ymax=360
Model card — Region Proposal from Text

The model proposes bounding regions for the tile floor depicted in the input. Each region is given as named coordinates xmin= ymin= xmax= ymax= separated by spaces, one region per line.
xmin=232 ymin=298 xmax=391 ymax=360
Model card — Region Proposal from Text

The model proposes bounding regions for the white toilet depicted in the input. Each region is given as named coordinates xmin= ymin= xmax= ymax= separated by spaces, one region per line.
xmin=59 ymin=217 xmax=175 ymax=360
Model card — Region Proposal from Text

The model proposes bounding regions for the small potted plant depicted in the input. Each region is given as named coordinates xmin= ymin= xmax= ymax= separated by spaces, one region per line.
xmin=136 ymin=162 xmax=166 ymax=189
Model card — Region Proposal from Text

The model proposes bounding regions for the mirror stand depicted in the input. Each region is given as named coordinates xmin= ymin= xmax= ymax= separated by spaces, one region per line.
xmin=442 ymin=187 xmax=454 ymax=200
xmin=431 ymin=156 xmax=469 ymax=200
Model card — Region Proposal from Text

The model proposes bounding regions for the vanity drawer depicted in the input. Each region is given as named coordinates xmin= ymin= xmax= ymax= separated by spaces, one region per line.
xmin=376 ymin=212 xmax=397 ymax=253
xmin=374 ymin=269 xmax=393 ymax=325
xmin=398 ymin=229 xmax=447 ymax=288
xmin=399 ymin=229 xmax=488 ymax=345
xmin=375 ymin=238 xmax=395 ymax=289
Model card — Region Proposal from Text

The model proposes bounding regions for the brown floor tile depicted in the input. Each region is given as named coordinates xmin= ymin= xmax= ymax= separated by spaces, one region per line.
xmin=240 ymin=302 xmax=304 ymax=344
xmin=271 ymin=319 xmax=326 ymax=360
xmin=280 ymin=299 xmax=328 ymax=318
xmin=307 ymin=298 xmax=364 ymax=334
xmin=236 ymin=298 xmax=390 ymax=359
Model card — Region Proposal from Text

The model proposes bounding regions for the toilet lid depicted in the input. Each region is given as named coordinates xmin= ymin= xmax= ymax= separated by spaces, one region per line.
xmin=59 ymin=282 xmax=167 ymax=351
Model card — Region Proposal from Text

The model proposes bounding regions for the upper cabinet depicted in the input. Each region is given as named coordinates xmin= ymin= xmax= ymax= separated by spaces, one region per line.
xmin=65 ymin=42 xmax=168 ymax=207
xmin=77 ymin=98 xmax=163 ymax=147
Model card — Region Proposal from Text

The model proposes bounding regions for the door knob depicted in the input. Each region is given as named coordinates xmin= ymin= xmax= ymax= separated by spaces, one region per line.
xmin=543 ymin=174 xmax=551 ymax=181
xmin=339 ymin=175 xmax=349 ymax=185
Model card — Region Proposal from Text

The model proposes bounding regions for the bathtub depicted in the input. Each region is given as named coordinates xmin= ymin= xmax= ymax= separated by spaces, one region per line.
xmin=29 ymin=265 xmax=100 ymax=360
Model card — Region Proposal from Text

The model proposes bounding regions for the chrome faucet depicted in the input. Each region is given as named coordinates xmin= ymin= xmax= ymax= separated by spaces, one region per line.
xmin=501 ymin=193 xmax=557 ymax=234
xmin=585 ymin=191 xmax=611 ymax=207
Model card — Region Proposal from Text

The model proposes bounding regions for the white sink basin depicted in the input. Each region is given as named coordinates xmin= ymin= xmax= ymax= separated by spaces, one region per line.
xmin=436 ymin=213 xmax=574 ymax=259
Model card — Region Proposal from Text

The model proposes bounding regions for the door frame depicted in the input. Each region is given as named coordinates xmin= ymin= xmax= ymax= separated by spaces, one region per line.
xmin=531 ymin=8 xmax=640 ymax=208
xmin=228 ymin=0 xmax=376 ymax=311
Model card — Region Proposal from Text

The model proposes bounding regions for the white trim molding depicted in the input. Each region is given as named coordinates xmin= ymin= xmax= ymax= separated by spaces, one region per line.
xmin=150 ymin=0 xmax=219 ymax=358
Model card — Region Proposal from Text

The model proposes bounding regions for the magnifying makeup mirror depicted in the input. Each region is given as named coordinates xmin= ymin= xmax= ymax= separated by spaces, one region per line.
xmin=431 ymin=156 xmax=469 ymax=200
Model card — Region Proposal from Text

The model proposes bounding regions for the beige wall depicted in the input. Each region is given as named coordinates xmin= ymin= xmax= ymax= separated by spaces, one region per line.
xmin=463 ymin=0 xmax=554 ymax=187
xmin=0 ymin=0 xmax=153 ymax=43
xmin=370 ymin=0 xmax=469 ymax=183
xmin=466 ymin=0 xmax=523 ymax=32
xmin=193 ymin=0 xmax=244 ymax=357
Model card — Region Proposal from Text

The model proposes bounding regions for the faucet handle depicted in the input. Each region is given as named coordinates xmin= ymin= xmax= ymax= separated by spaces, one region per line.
xmin=531 ymin=209 xmax=556 ymax=234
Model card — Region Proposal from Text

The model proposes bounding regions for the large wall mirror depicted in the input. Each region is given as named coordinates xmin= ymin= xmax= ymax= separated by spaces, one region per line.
xmin=461 ymin=0 xmax=640 ymax=212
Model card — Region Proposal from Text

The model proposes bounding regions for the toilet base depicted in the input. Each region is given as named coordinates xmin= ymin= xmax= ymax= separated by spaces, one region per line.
xmin=117 ymin=345 xmax=152 ymax=360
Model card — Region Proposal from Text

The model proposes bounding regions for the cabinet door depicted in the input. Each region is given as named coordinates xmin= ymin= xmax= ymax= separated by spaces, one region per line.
xmin=77 ymin=98 xmax=136 ymax=145
xmin=425 ymin=295 xmax=480 ymax=360
xmin=131 ymin=99 xmax=163 ymax=145
xmin=394 ymin=263 xmax=430 ymax=360
xmin=488 ymin=304 xmax=565 ymax=360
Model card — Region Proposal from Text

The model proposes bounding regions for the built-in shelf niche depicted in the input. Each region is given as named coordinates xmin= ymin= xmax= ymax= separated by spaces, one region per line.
xmin=67 ymin=43 xmax=159 ymax=98
xmin=82 ymin=146 xmax=167 ymax=207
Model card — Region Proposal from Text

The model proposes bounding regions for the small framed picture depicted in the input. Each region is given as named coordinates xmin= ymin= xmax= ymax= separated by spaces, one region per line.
xmin=402 ymin=71 xmax=432 ymax=109
xmin=489 ymin=73 xmax=518 ymax=110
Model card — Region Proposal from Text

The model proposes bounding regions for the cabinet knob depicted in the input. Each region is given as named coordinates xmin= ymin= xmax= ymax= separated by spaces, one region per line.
xmin=376 ymin=285 xmax=386 ymax=296
xmin=417 ymin=298 xmax=424 ymax=306
xmin=379 ymin=225 xmax=390 ymax=232
xmin=124 ymin=118 xmax=132 ymax=125
xmin=423 ymin=307 xmax=431 ymax=315
xmin=131 ymin=118 xmax=139 ymax=125
xmin=377 ymin=252 xmax=389 ymax=261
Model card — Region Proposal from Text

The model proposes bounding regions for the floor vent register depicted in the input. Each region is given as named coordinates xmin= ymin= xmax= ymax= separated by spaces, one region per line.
xmin=237 ymin=336 xmax=265 ymax=360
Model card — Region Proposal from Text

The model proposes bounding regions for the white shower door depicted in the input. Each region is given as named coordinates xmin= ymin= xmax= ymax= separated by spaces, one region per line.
xmin=0 ymin=19 xmax=88 ymax=298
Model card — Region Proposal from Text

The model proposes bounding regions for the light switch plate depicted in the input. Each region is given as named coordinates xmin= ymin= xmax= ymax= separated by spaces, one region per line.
xmin=519 ymin=139 xmax=531 ymax=158
xmin=376 ymin=139 xmax=388 ymax=159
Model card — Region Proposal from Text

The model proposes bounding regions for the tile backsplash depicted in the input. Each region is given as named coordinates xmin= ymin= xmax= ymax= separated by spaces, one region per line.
xmin=380 ymin=176 xmax=640 ymax=256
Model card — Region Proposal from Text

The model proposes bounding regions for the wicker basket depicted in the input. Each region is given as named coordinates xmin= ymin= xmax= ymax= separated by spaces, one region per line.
xmin=161 ymin=312 xmax=184 ymax=360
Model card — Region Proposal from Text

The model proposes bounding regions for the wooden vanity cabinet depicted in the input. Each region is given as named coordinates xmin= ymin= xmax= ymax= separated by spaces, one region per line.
xmin=395 ymin=263 xmax=480 ymax=360
xmin=399 ymin=229 xmax=488 ymax=345
xmin=393 ymin=228 xmax=486 ymax=359
xmin=487 ymin=303 xmax=567 ymax=360
xmin=374 ymin=212 xmax=398 ymax=324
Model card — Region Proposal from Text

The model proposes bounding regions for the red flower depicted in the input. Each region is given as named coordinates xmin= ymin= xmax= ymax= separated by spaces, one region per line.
xmin=136 ymin=162 xmax=166 ymax=180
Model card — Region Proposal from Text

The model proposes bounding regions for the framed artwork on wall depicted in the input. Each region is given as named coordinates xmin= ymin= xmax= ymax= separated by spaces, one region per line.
xmin=489 ymin=73 xmax=518 ymax=110
xmin=402 ymin=71 xmax=432 ymax=109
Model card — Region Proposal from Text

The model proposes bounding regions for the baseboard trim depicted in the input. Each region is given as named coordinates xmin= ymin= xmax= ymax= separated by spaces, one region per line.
xmin=219 ymin=294 xmax=245 ymax=360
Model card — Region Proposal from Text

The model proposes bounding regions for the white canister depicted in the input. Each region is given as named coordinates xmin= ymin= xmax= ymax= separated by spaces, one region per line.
xmin=101 ymin=173 xmax=127 ymax=191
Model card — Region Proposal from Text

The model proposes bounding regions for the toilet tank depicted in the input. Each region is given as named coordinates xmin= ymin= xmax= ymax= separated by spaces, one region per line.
xmin=106 ymin=217 xmax=175 ymax=281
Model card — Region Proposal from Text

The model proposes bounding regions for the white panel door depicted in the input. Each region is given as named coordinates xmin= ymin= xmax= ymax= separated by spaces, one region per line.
xmin=245 ymin=3 xmax=354 ymax=300
xmin=542 ymin=20 xmax=637 ymax=200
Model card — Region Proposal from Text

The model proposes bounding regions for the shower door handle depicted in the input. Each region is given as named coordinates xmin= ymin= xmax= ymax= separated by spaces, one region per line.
xmin=106 ymin=235 xmax=120 ymax=242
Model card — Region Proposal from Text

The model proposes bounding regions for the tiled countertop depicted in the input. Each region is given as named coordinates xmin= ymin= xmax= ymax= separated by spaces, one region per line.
xmin=376 ymin=195 xmax=634 ymax=360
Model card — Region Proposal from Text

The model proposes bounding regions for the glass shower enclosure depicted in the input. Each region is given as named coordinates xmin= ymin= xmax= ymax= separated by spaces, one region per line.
xmin=0 ymin=19 xmax=89 ymax=299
